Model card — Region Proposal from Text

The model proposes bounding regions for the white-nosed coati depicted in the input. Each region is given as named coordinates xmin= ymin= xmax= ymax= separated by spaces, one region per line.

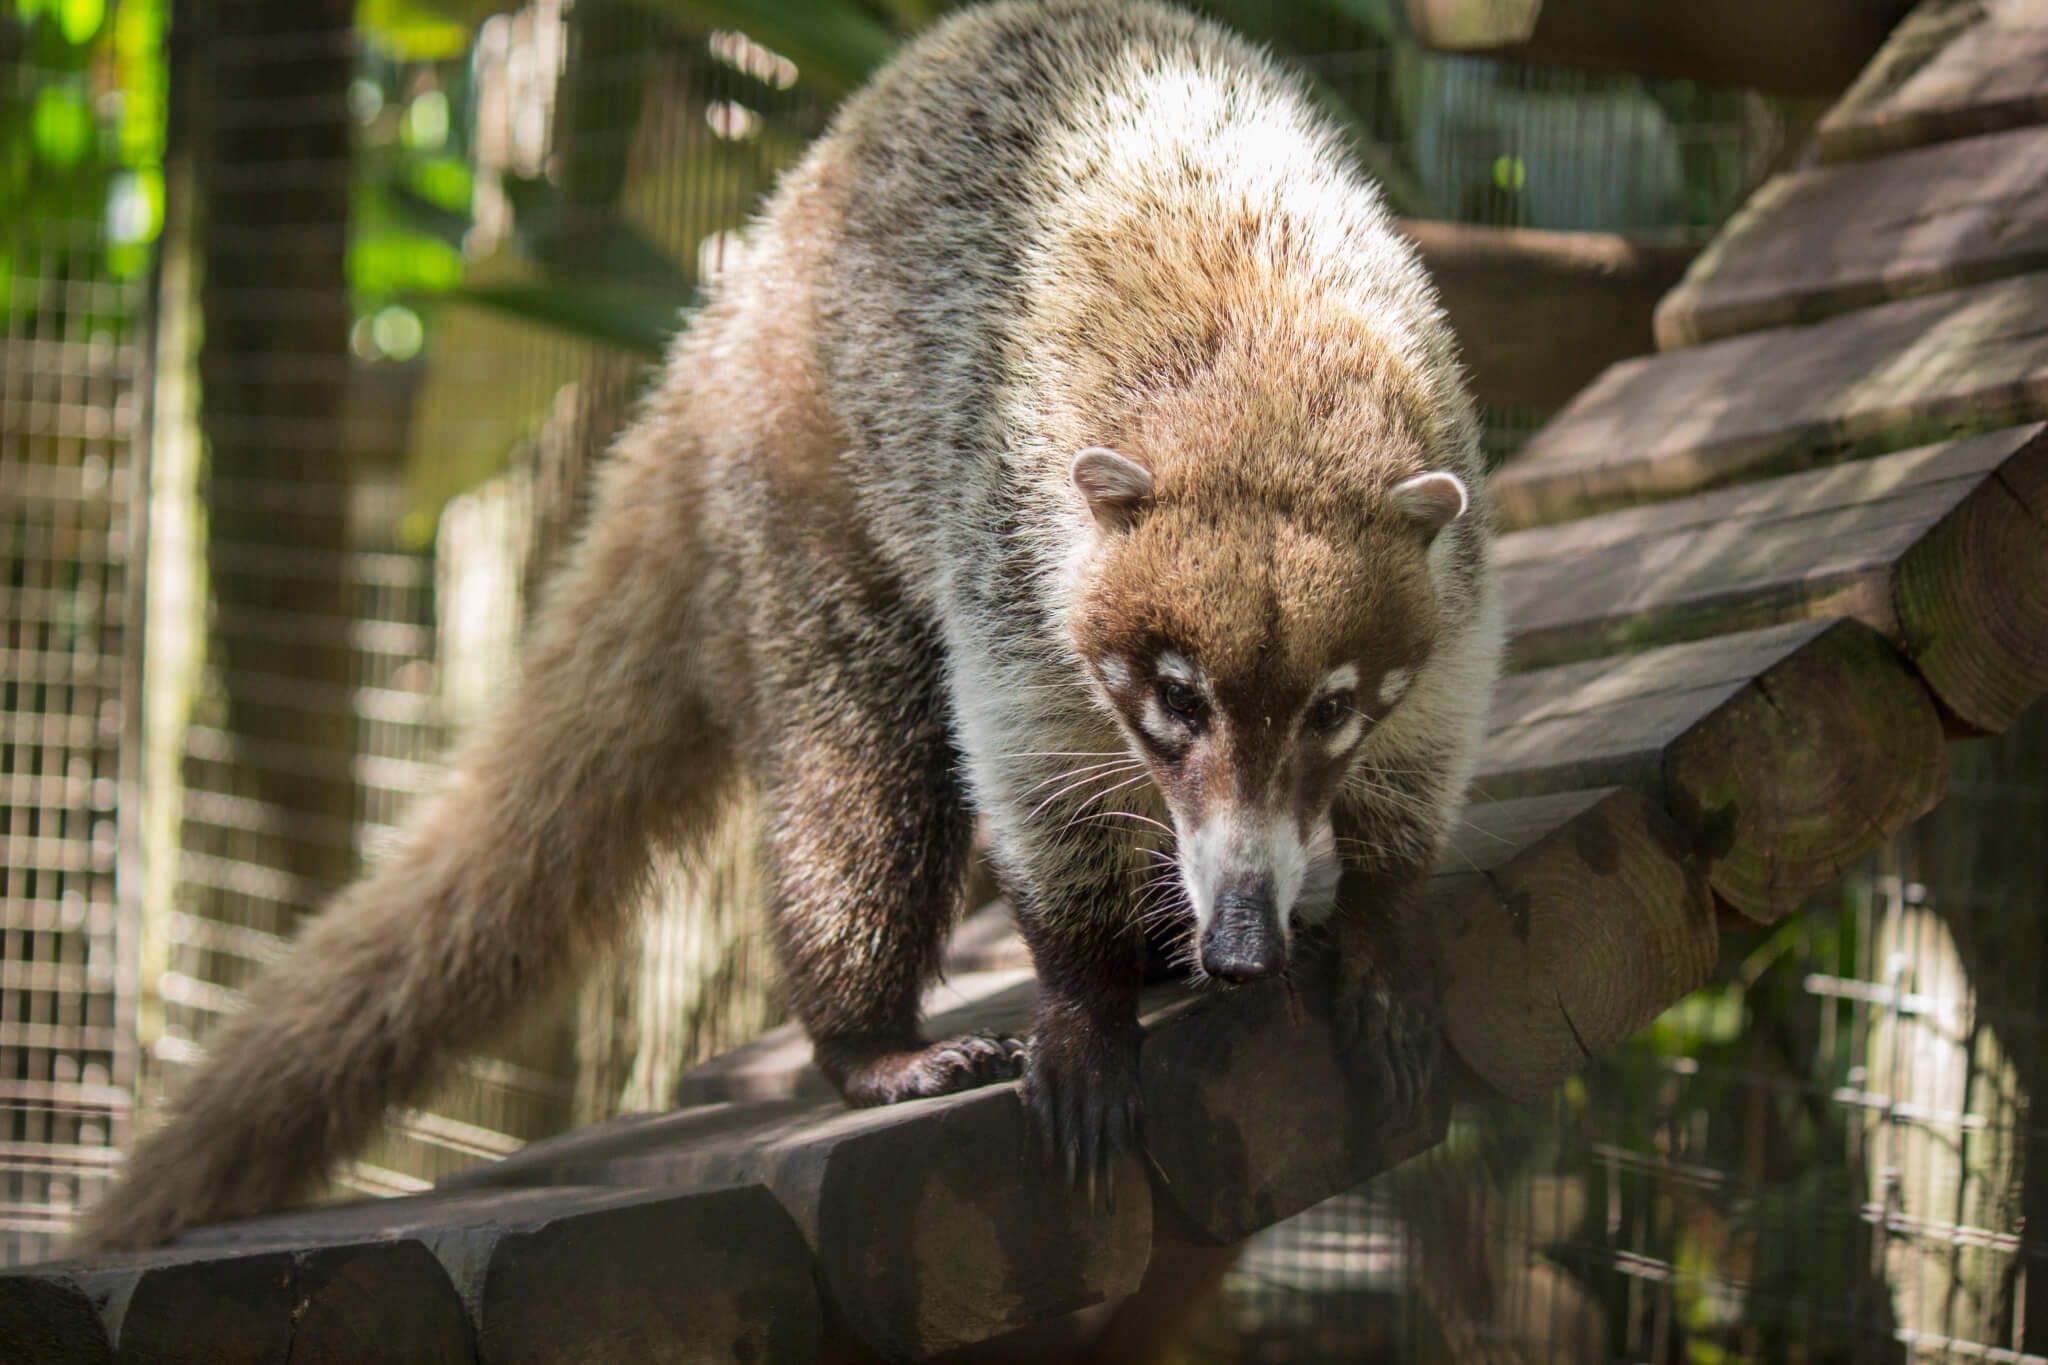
xmin=79 ymin=0 xmax=1500 ymax=1250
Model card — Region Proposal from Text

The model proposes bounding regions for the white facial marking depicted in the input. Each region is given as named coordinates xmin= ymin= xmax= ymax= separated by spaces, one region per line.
xmin=1156 ymin=651 xmax=1196 ymax=685
xmin=1139 ymin=697 xmax=1182 ymax=748
xmin=1098 ymin=656 xmax=1130 ymax=690
xmin=1321 ymin=664 xmax=1360 ymax=695
xmin=1293 ymin=819 xmax=1340 ymax=926
xmin=1323 ymin=714 xmax=1364 ymax=753
xmin=1379 ymin=667 xmax=1413 ymax=708
xmin=1177 ymin=806 xmax=1310 ymax=941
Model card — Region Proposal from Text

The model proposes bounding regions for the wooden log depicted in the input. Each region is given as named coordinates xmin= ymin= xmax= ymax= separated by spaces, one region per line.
xmin=1479 ymin=618 xmax=1949 ymax=917
xmin=1404 ymin=0 xmax=1914 ymax=96
xmin=0 ymin=1238 xmax=469 ymax=1365
xmin=0 ymin=1267 xmax=111 ymax=1364
xmin=1431 ymin=788 xmax=1718 ymax=1103
xmin=1495 ymin=425 xmax=2048 ymax=734
xmin=1136 ymin=969 xmax=1449 ymax=1246
xmin=1397 ymin=219 xmax=1699 ymax=410
xmin=1820 ymin=0 xmax=2048 ymax=163
xmin=1894 ymin=432 xmax=2048 ymax=729
xmin=1655 ymin=123 xmax=2048 ymax=348
xmin=434 ymin=1092 xmax=1150 ymax=1361
xmin=1490 ymin=272 xmax=2048 ymax=530
xmin=180 ymin=1183 xmax=819 ymax=1365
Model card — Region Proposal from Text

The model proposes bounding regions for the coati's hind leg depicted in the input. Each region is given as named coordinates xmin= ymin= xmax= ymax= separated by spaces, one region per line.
xmin=760 ymin=615 xmax=1024 ymax=1105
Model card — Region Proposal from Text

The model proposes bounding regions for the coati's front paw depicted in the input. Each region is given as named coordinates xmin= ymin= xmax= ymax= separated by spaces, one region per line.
xmin=1023 ymin=1021 xmax=1141 ymax=1206
xmin=1332 ymin=978 xmax=1441 ymax=1123
xmin=830 ymin=1031 xmax=1027 ymax=1106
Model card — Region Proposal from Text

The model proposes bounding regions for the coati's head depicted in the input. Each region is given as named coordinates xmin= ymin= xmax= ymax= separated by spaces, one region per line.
xmin=1066 ymin=443 xmax=1470 ymax=983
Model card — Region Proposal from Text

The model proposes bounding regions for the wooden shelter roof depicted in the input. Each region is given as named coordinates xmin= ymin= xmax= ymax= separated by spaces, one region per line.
xmin=8 ymin=1 xmax=2048 ymax=1358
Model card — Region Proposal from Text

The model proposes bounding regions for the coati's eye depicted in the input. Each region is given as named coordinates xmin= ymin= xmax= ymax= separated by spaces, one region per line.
xmin=1158 ymin=679 xmax=1206 ymax=727
xmin=1308 ymin=692 xmax=1355 ymax=735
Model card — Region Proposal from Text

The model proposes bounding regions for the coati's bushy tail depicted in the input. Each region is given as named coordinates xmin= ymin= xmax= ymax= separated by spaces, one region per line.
xmin=75 ymin=433 xmax=735 ymax=1252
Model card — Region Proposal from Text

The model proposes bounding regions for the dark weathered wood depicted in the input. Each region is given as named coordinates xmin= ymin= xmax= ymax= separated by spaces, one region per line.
xmin=1480 ymin=619 xmax=1945 ymax=920
xmin=182 ymin=1183 xmax=818 ymax=1365
xmin=1432 ymin=788 xmax=1717 ymax=1103
xmin=1491 ymin=273 xmax=2048 ymax=530
xmin=1398 ymin=219 xmax=1699 ymax=410
xmin=1405 ymin=0 xmax=1913 ymax=95
xmin=1820 ymin=0 xmax=2048 ymax=163
xmin=0 ymin=1238 xmax=470 ymax=1365
xmin=1894 ymin=434 xmax=2048 ymax=729
xmin=1495 ymin=426 xmax=2048 ymax=736
xmin=0 ymin=1267 xmax=111 ymax=1364
xmin=436 ymin=1093 xmax=1149 ymax=1361
xmin=1655 ymin=124 xmax=2048 ymax=348
xmin=1137 ymin=972 xmax=1449 ymax=1247
xmin=1660 ymin=621 xmax=1947 ymax=918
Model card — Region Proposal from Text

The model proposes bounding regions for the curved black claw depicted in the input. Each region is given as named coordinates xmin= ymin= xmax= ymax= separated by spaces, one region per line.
xmin=1023 ymin=1024 xmax=1142 ymax=1212
xmin=832 ymin=1030 xmax=1027 ymax=1106
xmin=1333 ymin=980 xmax=1441 ymax=1124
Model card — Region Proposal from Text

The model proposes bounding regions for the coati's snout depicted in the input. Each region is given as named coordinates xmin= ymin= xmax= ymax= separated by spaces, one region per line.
xmin=1201 ymin=881 xmax=1286 ymax=982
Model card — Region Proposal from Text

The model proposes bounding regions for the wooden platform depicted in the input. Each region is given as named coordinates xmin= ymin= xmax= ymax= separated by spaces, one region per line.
xmin=9 ymin=0 xmax=2048 ymax=1358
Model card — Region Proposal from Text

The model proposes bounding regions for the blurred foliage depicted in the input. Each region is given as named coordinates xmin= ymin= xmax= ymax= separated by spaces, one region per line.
xmin=3 ymin=0 xmax=166 ymax=332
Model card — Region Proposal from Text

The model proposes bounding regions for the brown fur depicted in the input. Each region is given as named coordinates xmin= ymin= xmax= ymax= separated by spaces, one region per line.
xmin=78 ymin=0 xmax=1499 ymax=1250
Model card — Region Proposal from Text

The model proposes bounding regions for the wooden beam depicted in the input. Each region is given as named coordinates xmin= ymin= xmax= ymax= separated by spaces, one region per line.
xmin=1399 ymin=219 xmax=1699 ymax=411
xmin=1490 ymin=272 xmax=2048 ymax=530
xmin=1820 ymin=0 xmax=2048 ymax=162
xmin=1137 ymin=968 xmax=1449 ymax=1246
xmin=1495 ymin=424 xmax=2048 ymax=733
xmin=1432 ymin=788 xmax=1717 ymax=1102
xmin=1479 ymin=619 xmax=1948 ymax=918
xmin=1404 ymin=0 xmax=1915 ymax=97
xmin=0 ymin=1238 xmax=472 ymax=1365
xmin=433 ymin=1091 xmax=1151 ymax=1361
xmin=1655 ymin=123 xmax=2048 ymax=348
xmin=175 ymin=1184 xmax=819 ymax=1365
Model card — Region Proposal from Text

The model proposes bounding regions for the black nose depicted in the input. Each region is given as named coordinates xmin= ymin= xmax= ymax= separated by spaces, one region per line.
xmin=1200 ymin=885 xmax=1286 ymax=983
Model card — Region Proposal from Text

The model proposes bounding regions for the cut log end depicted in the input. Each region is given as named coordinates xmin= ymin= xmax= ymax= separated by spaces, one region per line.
xmin=1664 ymin=619 xmax=1948 ymax=920
xmin=1435 ymin=788 xmax=1717 ymax=1103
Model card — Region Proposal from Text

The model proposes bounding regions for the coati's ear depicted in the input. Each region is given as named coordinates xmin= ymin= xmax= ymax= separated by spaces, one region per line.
xmin=1071 ymin=446 xmax=1154 ymax=533
xmin=1389 ymin=470 xmax=1468 ymax=542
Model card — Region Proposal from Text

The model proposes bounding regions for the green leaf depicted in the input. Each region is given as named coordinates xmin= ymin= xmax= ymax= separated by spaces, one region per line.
xmin=623 ymin=0 xmax=899 ymax=95
xmin=32 ymin=84 xmax=95 ymax=169
xmin=358 ymin=0 xmax=475 ymax=60
xmin=439 ymin=278 xmax=691 ymax=356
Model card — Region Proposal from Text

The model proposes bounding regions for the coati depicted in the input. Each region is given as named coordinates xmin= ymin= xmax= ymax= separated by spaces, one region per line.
xmin=78 ymin=0 xmax=1500 ymax=1250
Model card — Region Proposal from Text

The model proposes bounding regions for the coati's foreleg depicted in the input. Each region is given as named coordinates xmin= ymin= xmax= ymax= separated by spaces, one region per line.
xmin=1009 ymin=884 xmax=1145 ymax=1193
xmin=1316 ymin=794 xmax=1446 ymax=1121
xmin=759 ymin=606 xmax=1025 ymax=1104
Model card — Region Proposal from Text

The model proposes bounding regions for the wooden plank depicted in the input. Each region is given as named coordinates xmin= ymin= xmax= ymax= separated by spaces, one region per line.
xmin=1135 ymin=958 xmax=1449 ymax=1246
xmin=1431 ymin=788 xmax=1717 ymax=1102
xmin=1404 ymin=0 xmax=1913 ymax=96
xmin=0 ymin=1268 xmax=111 ymax=1364
xmin=1490 ymin=272 xmax=2048 ymax=530
xmin=176 ymin=1183 xmax=820 ymax=1365
xmin=1496 ymin=424 xmax=2048 ymax=733
xmin=1820 ymin=0 xmax=2048 ymax=163
xmin=1655 ymin=123 xmax=2048 ymax=348
xmin=434 ymin=1092 xmax=1151 ymax=1361
xmin=1478 ymin=620 xmax=1946 ymax=920
xmin=0 ymin=1238 xmax=470 ymax=1365
xmin=1399 ymin=219 xmax=1699 ymax=410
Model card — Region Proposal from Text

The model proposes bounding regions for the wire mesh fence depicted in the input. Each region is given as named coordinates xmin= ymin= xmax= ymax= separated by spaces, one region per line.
xmin=10 ymin=6 xmax=2043 ymax=1362
xmin=1 ymin=0 xmax=151 ymax=1263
